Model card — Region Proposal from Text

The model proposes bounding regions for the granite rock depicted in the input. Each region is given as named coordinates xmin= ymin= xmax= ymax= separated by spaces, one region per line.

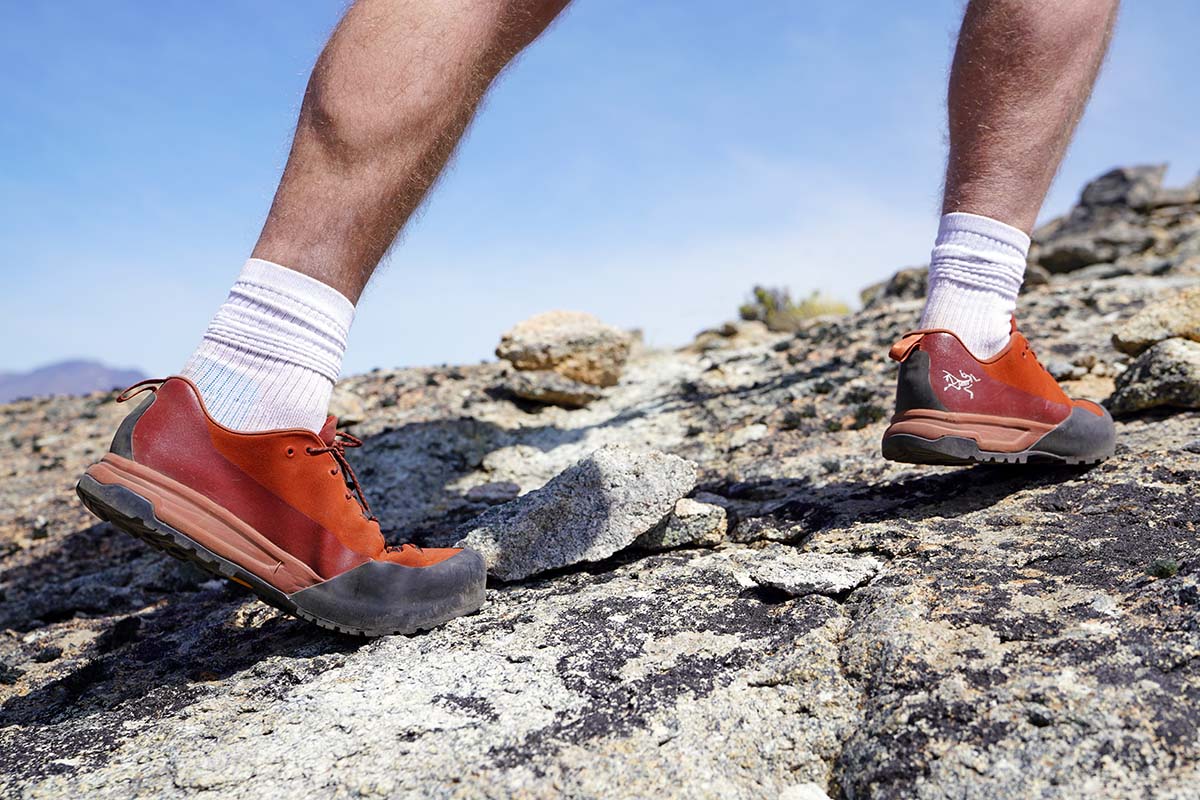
xmin=502 ymin=369 xmax=604 ymax=408
xmin=3 ymin=167 xmax=1200 ymax=799
xmin=455 ymin=444 xmax=697 ymax=580
xmin=1108 ymin=337 xmax=1200 ymax=414
xmin=1112 ymin=285 xmax=1200 ymax=355
xmin=496 ymin=310 xmax=634 ymax=387
xmin=1080 ymin=164 xmax=1167 ymax=209
xmin=634 ymin=498 xmax=727 ymax=551
xmin=733 ymin=545 xmax=882 ymax=597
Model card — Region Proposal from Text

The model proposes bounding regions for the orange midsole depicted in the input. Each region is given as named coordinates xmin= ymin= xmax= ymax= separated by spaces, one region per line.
xmin=884 ymin=408 xmax=1057 ymax=452
xmin=86 ymin=454 xmax=321 ymax=594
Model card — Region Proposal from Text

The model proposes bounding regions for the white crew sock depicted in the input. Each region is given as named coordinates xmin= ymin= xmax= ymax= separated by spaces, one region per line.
xmin=919 ymin=212 xmax=1030 ymax=359
xmin=181 ymin=258 xmax=354 ymax=433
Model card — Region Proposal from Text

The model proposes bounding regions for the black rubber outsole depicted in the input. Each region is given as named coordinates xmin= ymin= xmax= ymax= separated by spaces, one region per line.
xmin=881 ymin=433 xmax=1110 ymax=466
xmin=75 ymin=475 xmax=464 ymax=637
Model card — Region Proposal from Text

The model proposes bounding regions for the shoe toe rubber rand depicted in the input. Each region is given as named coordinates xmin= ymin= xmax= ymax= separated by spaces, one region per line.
xmin=75 ymin=464 xmax=486 ymax=637
xmin=882 ymin=404 xmax=1116 ymax=466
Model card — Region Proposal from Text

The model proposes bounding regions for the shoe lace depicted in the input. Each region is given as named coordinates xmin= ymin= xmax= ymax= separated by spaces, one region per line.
xmin=306 ymin=435 xmax=421 ymax=554
xmin=1019 ymin=338 xmax=1048 ymax=372
xmin=306 ymin=431 xmax=377 ymax=522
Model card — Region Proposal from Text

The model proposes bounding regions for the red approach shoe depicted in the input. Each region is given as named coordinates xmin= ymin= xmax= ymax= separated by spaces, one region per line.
xmin=881 ymin=320 xmax=1115 ymax=465
xmin=76 ymin=377 xmax=486 ymax=636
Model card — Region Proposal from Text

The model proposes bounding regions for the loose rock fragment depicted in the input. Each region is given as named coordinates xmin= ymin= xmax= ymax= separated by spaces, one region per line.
xmin=496 ymin=310 xmax=634 ymax=387
xmin=635 ymin=498 xmax=727 ymax=551
xmin=464 ymin=481 xmax=521 ymax=505
xmin=1108 ymin=338 xmax=1200 ymax=414
xmin=733 ymin=544 xmax=881 ymax=597
xmin=1112 ymin=286 xmax=1200 ymax=355
xmin=456 ymin=444 xmax=697 ymax=581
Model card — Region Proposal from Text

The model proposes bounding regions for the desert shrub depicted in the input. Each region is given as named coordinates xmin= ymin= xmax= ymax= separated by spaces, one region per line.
xmin=738 ymin=286 xmax=849 ymax=332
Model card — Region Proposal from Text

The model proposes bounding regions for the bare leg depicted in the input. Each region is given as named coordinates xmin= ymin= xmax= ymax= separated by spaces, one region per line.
xmin=942 ymin=0 xmax=1119 ymax=233
xmin=252 ymin=0 xmax=570 ymax=303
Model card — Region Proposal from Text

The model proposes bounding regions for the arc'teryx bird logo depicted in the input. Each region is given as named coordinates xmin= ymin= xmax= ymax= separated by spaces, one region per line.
xmin=941 ymin=369 xmax=981 ymax=399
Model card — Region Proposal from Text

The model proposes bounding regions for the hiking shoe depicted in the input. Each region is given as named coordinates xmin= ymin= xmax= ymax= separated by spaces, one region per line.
xmin=75 ymin=376 xmax=486 ymax=636
xmin=881 ymin=320 xmax=1115 ymax=465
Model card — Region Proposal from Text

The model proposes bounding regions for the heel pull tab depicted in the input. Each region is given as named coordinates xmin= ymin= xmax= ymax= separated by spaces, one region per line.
xmin=116 ymin=378 xmax=164 ymax=403
xmin=889 ymin=332 xmax=925 ymax=362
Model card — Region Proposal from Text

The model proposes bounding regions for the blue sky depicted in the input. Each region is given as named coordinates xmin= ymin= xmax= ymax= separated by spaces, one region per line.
xmin=3 ymin=1 xmax=1198 ymax=376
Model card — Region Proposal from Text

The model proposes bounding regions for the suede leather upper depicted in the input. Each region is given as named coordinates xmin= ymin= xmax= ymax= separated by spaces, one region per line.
xmin=120 ymin=377 xmax=459 ymax=578
xmin=890 ymin=321 xmax=1099 ymax=425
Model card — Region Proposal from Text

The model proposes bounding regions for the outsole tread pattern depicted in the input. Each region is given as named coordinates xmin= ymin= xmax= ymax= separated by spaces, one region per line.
xmin=882 ymin=433 xmax=1110 ymax=467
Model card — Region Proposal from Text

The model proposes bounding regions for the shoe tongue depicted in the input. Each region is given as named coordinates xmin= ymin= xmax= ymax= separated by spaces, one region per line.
xmin=318 ymin=416 xmax=339 ymax=445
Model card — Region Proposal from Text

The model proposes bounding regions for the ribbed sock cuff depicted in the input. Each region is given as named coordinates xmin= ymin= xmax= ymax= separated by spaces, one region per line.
xmin=181 ymin=258 xmax=357 ymax=433
xmin=920 ymin=213 xmax=1030 ymax=359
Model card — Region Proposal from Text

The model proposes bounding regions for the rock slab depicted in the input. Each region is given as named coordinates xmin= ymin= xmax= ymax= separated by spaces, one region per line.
xmin=456 ymin=444 xmax=697 ymax=580
xmin=1112 ymin=285 xmax=1200 ymax=355
xmin=635 ymin=498 xmax=727 ymax=551
xmin=734 ymin=545 xmax=882 ymax=597
xmin=1108 ymin=338 xmax=1200 ymax=414
xmin=502 ymin=369 xmax=604 ymax=408
xmin=1080 ymin=164 xmax=1167 ymax=209
xmin=496 ymin=310 xmax=634 ymax=387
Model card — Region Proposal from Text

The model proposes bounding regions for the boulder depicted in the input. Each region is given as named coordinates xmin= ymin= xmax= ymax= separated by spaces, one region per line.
xmin=1080 ymin=165 xmax=1167 ymax=209
xmin=1112 ymin=286 xmax=1200 ymax=355
xmin=859 ymin=266 xmax=928 ymax=309
xmin=635 ymin=498 xmax=727 ymax=551
xmin=455 ymin=444 xmax=697 ymax=581
xmin=1026 ymin=167 xmax=1177 ymax=274
xmin=1033 ymin=218 xmax=1157 ymax=273
xmin=1108 ymin=338 xmax=1200 ymax=414
xmin=496 ymin=310 xmax=634 ymax=387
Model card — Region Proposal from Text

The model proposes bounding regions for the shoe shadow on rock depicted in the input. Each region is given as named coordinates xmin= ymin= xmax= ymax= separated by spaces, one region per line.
xmin=715 ymin=462 xmax=1096 ymax=538
xmin=0 ymin=519 xmax=364 ymax=742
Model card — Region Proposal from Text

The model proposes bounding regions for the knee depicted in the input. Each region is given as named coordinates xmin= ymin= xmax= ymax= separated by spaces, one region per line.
xmin=299 ymin=78 xmax=369 ymax=164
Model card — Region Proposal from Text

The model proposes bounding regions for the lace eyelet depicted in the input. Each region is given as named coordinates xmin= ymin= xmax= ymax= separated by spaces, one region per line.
xmin=331 ymin=468 xmax=338 ymax=476
xmin=286 ymin=447 xmax=295 ymax=458
xmin=305 ymin=447 xmax=315 ymax=456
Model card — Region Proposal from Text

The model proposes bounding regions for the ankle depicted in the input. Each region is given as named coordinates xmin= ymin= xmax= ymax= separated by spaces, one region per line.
xmin=919 ymin=212 xmax=1029 ymax=359
xmin=181 ymin=259 xmax=355 ymax=433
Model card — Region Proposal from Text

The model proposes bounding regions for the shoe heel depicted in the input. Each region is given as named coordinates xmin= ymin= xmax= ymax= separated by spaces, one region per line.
xmin=881 ymin=432 xmax=982 ymax=465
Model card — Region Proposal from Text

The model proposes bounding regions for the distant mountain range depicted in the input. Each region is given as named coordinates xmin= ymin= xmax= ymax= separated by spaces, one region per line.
xmin=0 ymin=360 xmax=146 ymax=403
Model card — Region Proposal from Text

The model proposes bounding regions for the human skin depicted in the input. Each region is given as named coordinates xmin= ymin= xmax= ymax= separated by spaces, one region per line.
xmin=941 ymin=0 xmax=1120 ymax=233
